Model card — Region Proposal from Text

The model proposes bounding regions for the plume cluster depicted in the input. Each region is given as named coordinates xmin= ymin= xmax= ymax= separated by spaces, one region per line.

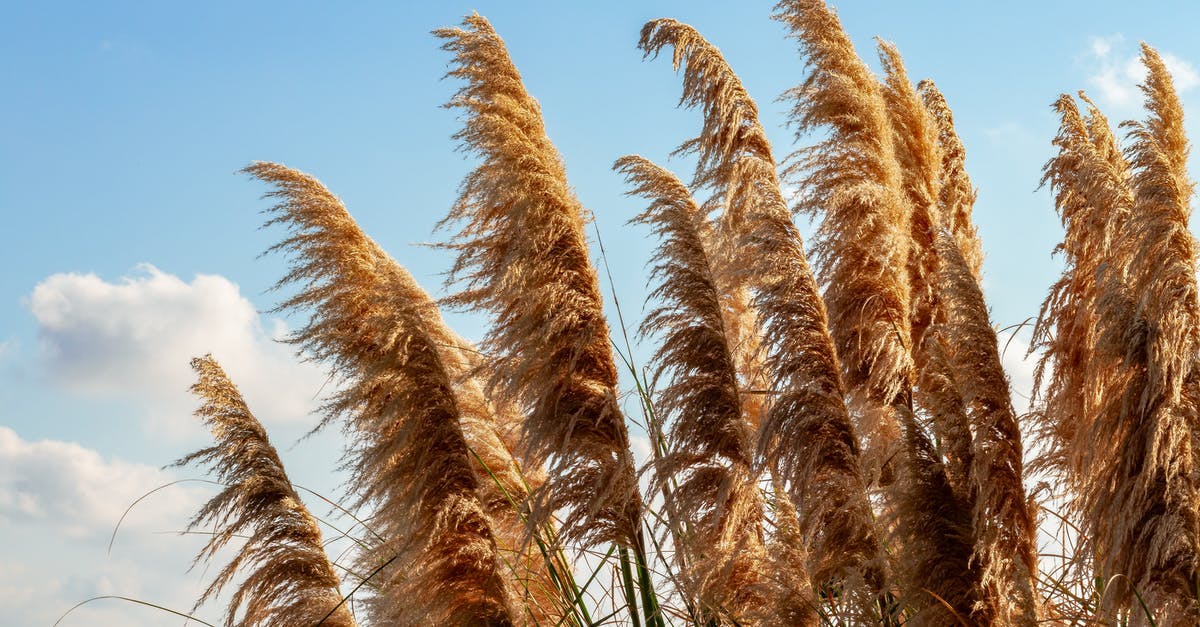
xmin=775 ymin=0 xmax=911 ymax=493
xmin=151 ymin=5 xmax=1200 ymax=627
xmin=777 ymin=2 xmax=1040 ymax=623
xmin=1035 ymin=45 xmax=1200 ymax=624
xmin=177 ymin=355 xmax=355 ymax=627
xmin=637 ymin=16 xmax=883 ymax=606
xmin=617 ymin=154 xmax=766 ymax=623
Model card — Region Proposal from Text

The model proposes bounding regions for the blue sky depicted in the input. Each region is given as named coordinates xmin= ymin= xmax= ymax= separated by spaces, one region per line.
xmin=4 ymin=1 xmax=1200 ymax=624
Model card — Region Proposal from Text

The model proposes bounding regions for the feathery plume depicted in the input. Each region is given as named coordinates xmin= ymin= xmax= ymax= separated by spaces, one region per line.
xmin=636 ymin=17 xmax=772 ymax=422
xmin=1087 ymin=44 xmax=1200 ymax=622
xmin=246 ymin=162 xmax=517 ymax=626
xmin=873 ymin=38 xmax=1001 ymax=623
xmin=907 ymin=69 xmax=1037 ymax=622
xmin=1031 ymin=94 xmax=1125 ymax=492
xmin=1031 ymin=92 xmax=1131 ymax=619
xmin=177 ymin=355 xmax=355 ymax=627
xmin=616 ymin=154 xmax=765 ymax=622
xmin=918 ymin=79 xmax=983 ymax=280
xmin=757 ymin=479 xmax=820 ymax=627
xmin=890 ymin=404 xmax=981 ymax=626
xmin=878 ymin=39 xmax=943 ymax=354
xmin=910 ymin=80 xmax=981 ymax=506
xmin=775 ymin=0 xmax=911 ymax=489
xmin=434 ymin=13 xmax=641 ymax=548
xmin=638 ymin=16 xmax=883 ymax=595
xmin=937 ymin=231 xmax=1039 ymax=625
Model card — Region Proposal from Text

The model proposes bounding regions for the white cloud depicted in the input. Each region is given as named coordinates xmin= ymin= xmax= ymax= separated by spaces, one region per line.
xmin=1085 ymin=33 xmax=1199 ymax=108
xmin=27 ymin=265 xmax=327 ymax=435
xmin=0 ymin=427 xmax=208 ymax=625
xmin=0 ymin=425 xmax=196 ymax=539
xmin=1091 ymin=34 xmax=1117 ymax=59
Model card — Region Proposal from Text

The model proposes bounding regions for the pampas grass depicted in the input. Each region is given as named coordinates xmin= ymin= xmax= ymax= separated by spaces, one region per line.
xmin=434 ymin=13 xmax=642 ymax=553
xmin=246 ymin=162 xmax=519 ymax=625
xmin=638 ymin=18 xmax=885 ymax=617
xmin=85 ymin=5 xmax=1200 ymax=627
xmin=1091 ymin=44 xmax=1200 ymax=623
xmin=617 ymin=154 xmax=766 ymax=623
xmin=775 ymin=0 xmax=911 ymax=495
xmin=178 ymin=355 xmax=356 ymax=627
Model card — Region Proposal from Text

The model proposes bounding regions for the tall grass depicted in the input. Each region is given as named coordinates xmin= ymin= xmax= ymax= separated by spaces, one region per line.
xmin=84 ymin=3 xmax=1200 ymax=626
xmin=177 ymin=355 xmax=356 ymax=627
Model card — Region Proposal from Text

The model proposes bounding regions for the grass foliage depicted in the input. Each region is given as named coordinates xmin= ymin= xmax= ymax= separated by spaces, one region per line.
xmin=73 ymin=2 xmax=1200 ymax=626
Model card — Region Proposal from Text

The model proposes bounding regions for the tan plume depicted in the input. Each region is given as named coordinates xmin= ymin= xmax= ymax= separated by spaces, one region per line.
xmin=1087 ymin=44 xmax=1200 ymax=623
xmin=937 ymin=231 xmax=1039 ymax=625
xmin=245 ymin=162 xmax=517 ymax=626
xmin=918 ymin=79 xmax=983 ymax=280
xmin=878 ymin=39 xmax=943 ymax=355
xmin=1032 ymin=94 xmax=1127 ymax=495
xmin=775 ymin=0 xmax=911 ymax=490
xmin=434 ymin=13 xmax=641 ymax=549
xmin=617 ymin=154 xmax=766 ymax=623
xmin=756 ymin=479 xmax=820 ymax=627
xmin=1030 ymin=92 xmax=1132 ymax=619
xmin=176 ymin=355 xmax=356 ymax=627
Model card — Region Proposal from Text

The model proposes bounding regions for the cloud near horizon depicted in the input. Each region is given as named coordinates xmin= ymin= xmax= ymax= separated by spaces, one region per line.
xmin=0 ymin=425 xmax=235 ymax=626
xmin=0 ymin=425 xmax=197 ymax=539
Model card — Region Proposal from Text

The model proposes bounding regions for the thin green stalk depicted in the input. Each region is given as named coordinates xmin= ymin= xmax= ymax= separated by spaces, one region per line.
xmin=619 ymin=545 xmax=644 ymax=627
xmin=467 ymin=446 xmax=589 ymax=626
xmin=633 ymin=526 xmax=666 ymax=627
xmin=553 ymin=545 xmax=618 ymax=627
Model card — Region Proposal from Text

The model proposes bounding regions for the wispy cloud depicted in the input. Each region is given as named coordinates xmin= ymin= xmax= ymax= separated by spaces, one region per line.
xmin=1084 ymin=33 xmax=1199 ymax=109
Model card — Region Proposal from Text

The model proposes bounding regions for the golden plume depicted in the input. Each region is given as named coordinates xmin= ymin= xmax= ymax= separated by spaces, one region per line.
xmin=757 ymin=479 xmax=819 ymax=627
xmin=937 ymin=231 xmax=1040 ymax=625
xmin=912 ymin=80 xmax=981 ymax=504
xmin=434 ymin=13 xmax=641 ymax=549
xmin=918 ymin=79 xmax=983 ymax=280
xmin=638 ymin=16 xmax=883 ymax=596
xmin=878 ymin=39 xmax=943 ymax=354
xmin=1085 ymin=44 xmax=1200 ymax=622
xmin=1030 ymin=92 xmax=1131 ymax=619
xmin=1032 ymin=94 xmax=1122 ymax=493
xmin=774 ymin=0 xmax=911 ymax=490
xmin=616 ymin=154 xmax=766 ymax=622
xmin=245 ymin=162 xmax=518 ymax=625
xmin=874 ymin=39 xmax=1000 ymax=623
xmin=176 ymin=355 xmax=355 ymax=627
xmin=889 ymin=402 xmax=981 ymax=625
xmin=902 ymin=68 xmax=1037 ymax=623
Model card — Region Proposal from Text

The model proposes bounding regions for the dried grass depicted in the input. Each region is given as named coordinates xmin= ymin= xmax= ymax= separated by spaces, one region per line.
xmin=435 ymin=13 xmax=642 ymax=550
xmin=775 ymin=0 xmax=911 ymax=491
xmin=177 ymin=355 xmax=355 ymax=627
xmin=246 ymin=162 xmax=518 ymax=625
xmin=617 ymin=154 xmax=766 ymax=623
xmin=638 ymin=15 xmax=884 ymax=603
